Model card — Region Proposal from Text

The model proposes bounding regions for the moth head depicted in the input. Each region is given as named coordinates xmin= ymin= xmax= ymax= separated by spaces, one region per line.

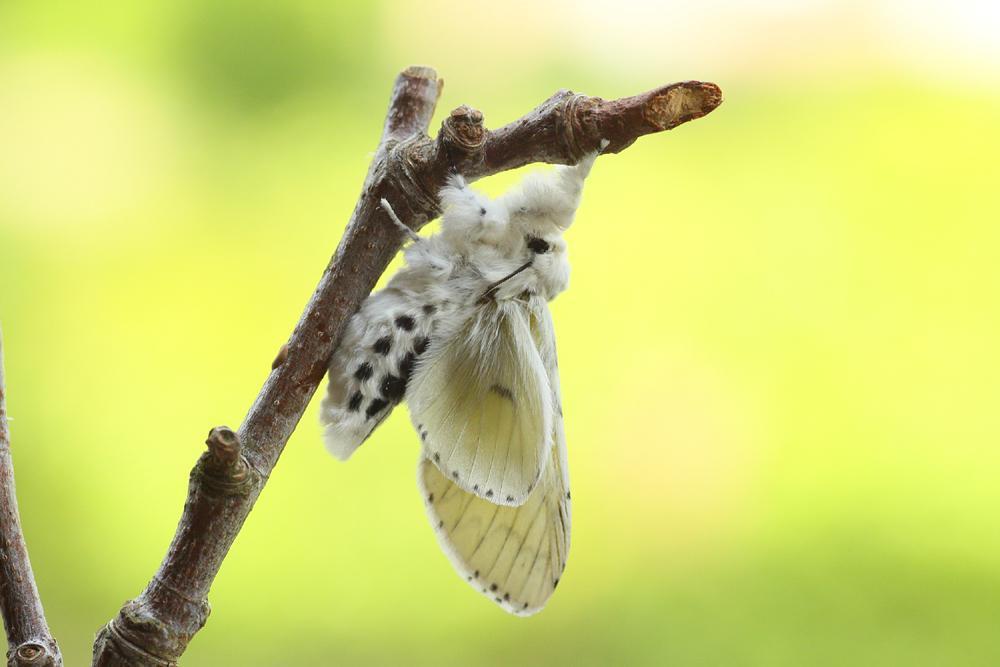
xmin=439 ymin=176 xmax=509 ymax=247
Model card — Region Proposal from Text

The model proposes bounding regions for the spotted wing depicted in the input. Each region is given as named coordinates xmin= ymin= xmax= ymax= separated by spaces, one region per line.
xmin=320 ymin=287 xmax=434 ymax=461
xmin=407 ymin=301 xmax=552 ymax=506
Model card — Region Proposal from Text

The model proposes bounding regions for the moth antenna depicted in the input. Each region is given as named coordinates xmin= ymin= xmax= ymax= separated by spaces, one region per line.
xmin=380 ymin=198 xmax=422 ymax=243
xmin=477 ymin=260 xmax=534 ymax=304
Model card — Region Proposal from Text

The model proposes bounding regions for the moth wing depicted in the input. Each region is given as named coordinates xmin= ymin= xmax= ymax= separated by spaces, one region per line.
xmin=418 ymin=433 xmax=569 ymax=616
xmin=407 ymin=302 xmax=552 ymax=506
xmin=530 ymin=301 xmax=571 ymax=501
xmin=321 ymin=287 xmax=433 ymax=460
xmin=417 ymin=299 xmax=571 ymax=615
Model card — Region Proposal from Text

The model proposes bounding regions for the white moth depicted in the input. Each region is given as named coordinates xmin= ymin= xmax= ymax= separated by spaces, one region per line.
xmin=320 ymin=142 xmax=606 ymax=615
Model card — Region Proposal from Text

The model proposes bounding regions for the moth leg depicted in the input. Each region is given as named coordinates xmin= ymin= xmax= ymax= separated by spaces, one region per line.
xmin=554 ymin=138 xmax=610 ymax=196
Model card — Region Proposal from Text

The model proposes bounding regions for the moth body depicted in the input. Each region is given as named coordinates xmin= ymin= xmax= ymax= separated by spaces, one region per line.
xmin=320 ymin=144 xmax=606 ymax=614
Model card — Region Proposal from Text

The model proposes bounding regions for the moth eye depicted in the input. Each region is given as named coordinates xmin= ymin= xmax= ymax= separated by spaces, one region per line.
xmin=526 ymin=236 xmax=550 ymax=254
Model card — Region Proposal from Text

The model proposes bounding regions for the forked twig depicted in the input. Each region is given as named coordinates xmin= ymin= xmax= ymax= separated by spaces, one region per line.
xmin=0 ymin=66 xmax=721 ymax=666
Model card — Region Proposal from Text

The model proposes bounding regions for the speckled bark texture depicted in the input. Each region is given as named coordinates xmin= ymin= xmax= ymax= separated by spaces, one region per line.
xmin=0 ymin=330 xmax=62 ymax=667
xmin=0 ymin=66 xmax=722 ymax=666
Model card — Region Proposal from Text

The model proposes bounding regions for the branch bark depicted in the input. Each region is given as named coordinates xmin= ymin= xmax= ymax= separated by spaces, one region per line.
xmin=0 ymin=329 xmax=62 ymax=667
xmin=89 ymin=66 xmax=722 ymax=665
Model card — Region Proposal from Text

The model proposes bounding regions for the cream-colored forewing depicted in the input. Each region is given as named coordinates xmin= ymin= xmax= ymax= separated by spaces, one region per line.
xmin=408 ymin=302 xmax=552 ymax=506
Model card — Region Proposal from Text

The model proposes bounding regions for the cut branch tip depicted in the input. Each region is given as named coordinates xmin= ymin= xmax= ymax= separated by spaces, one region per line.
xmin=402 ymin=65 xmax=438 ymax=81
xmin=645 ymin=81 xmax=723 ymax=131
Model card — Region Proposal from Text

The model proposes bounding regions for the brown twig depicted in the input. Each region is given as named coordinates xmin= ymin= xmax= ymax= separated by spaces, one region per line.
xmin=91 ymin=66 xmax=722 ymax=665
xmin=0 ymin=329 xmax=62 ymax=667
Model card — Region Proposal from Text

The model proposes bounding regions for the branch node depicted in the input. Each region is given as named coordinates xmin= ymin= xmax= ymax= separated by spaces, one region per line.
xmin=198 ymin=427 xmax=255 ymax=494
xmin=388 ymin=136 xmax=443 ymax=221
xmin=8 ymin=642 xmax=58 ymax=667
xmin=557 ymin=92 xmax=601 ymax=163
xmin=93 ymin=596 xmax=206 ymax=667
xmin=440 ymin=105 xmax=486 ymax=153
xmin=434 ymin=104 xmax=488 ymax=178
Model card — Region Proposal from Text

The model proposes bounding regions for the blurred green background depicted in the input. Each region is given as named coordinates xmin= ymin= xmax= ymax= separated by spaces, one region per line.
xmin=1 ymin=0 xmax=999 ymax=665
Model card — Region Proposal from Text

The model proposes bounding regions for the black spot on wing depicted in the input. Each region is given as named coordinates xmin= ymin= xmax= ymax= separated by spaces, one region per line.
xmin=380 ymin=374 xmax=406 ymax=402
xmin=414 ymin=337 xmax=430 ymax=355
xmin=422 ymin=304 xmax=436 ymax=315
xmin=347 ymin=391 xmax=363 ymax=411
xmin=398 ymin=352 xmax=417 ymax=385
xmin=485 ymin=489 xmax=494 ymax=498
xmin=505 ymin=495 xmax=514 ymax=502
xmin=394 ymin=315 xmax=415 ymax=331
xmin=353 ymin=362 xmax=373 ymax=381
xmin=373 ymin=336 xmax=391 ymax=355
xmin=365 ymin=398 xmax=388 ymax=419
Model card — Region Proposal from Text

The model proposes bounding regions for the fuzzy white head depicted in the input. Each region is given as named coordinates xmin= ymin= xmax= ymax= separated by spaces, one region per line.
xmin=438 ymin=175 xmax=511 ymax=254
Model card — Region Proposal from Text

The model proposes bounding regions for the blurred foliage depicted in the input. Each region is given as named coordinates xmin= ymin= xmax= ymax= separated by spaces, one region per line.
xmin=174 ymin=1 xmax=376 ymax=112
xmin=1 ymin=1 xmax=998 ymax=666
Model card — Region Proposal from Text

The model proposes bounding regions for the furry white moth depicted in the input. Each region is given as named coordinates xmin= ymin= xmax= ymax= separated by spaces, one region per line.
xmin=320 ymin=142 xmax=606 ymax=615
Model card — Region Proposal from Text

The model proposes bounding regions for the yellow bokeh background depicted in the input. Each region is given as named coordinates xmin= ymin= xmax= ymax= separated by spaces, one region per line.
xmin=1 ymin=1 xmax=998 ymax=665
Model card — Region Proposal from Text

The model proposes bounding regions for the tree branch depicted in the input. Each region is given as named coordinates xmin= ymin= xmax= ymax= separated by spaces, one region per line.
xmin=92 ymin=66 xmax=722 ymax=665
xmin=0 ymin=328 xmax=62 ymax=667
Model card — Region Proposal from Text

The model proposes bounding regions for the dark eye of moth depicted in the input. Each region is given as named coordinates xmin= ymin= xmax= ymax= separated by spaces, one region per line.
xmin=526 ymin=236 xmax=550 ymax=254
